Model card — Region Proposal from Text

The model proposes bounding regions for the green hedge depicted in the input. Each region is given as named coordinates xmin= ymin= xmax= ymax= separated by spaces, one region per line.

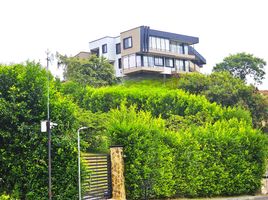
xmin=80 ymin=86 xmax=252 ymax=124
xmin=0 ymin=63 xmax=80 ymax=199
xmin=169 ymin=119 xmax=268 ymax=197
xmin=107 ymin=106 xmax=268 ymax=199
xmin=108 ymin=106 xmax=175 ymax=199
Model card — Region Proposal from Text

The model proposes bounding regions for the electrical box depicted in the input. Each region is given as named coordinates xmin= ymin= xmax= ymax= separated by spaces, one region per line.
xmin=41 ymin=120 xmax=47 ymax=132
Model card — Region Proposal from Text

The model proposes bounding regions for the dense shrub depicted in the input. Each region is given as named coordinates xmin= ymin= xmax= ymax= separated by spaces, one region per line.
xmin=79 ymin=85 xmax=252 ymax=124
xmin=107 ymin=106 xmax=175 ymax=199
xmin=0 ymin=63 xmax=80 ymax=199
xmin=169 ymin=119 xmax=268 ymax=197
xmin=107 ymin=106 xmax=268 ymax=199
xmin=175 ymin=72 xmax=268 ymax=130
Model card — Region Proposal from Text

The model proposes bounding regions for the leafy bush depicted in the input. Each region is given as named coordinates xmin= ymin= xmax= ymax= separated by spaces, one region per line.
xmin=107 ymin=106 xmax=268 ymax=198
xmin=176 ymin=72 xmax=268 ymax=130
xmin=78 ymin=85 xmax=252 ymax=124
xmin=107 ymin=106 xmax=175 ymax=199
xmin=166 ymin=119 xmax=268 ymax=197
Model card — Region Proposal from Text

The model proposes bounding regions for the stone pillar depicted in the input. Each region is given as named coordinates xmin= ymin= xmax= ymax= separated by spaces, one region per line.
xmin=261 ymin=177 xmax=268 ymax=194
xmin=110 ymin=146 xmax=126 ymax=200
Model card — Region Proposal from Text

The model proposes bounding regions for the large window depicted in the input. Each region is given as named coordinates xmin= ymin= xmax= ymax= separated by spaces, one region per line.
xmin=154 ymin=57 xmax=164 ymax=66
xmin=149 ymin=36 xmax=169 ymax=51
xmin=116 ymin=43 xmax=121 ymax=54
xmin=102 ymin=44 xmax=107 ymax=53
xmin=122 ymin=54 xmax=140 ymax=68
xmin=123 ymin=37 xmax=132 ymax=49
xmin=175 ymin=59 xmax=184 ymax=71
xmin=143 ymin=56 xmax=154 ymax=67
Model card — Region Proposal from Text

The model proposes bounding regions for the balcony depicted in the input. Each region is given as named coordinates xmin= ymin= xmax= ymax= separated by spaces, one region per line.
xmin=149 ymin=48 xmax=195 ymax=60
xmin=123 ymin=66 xmax=164 ymax=75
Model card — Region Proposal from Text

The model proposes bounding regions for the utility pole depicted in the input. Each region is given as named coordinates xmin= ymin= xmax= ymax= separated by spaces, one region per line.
xmin=46 ymin=50 xmax=52 ymax=200
xmin=41 ymin=50 xmax=57 ymax=200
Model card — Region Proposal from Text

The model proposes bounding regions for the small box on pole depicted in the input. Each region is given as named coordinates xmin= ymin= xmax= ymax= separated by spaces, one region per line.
xmin=41 ymin=120 xmax=47 ymax=132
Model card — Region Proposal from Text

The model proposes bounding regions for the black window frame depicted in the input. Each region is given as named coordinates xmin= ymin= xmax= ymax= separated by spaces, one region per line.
xmin=102 ymin=44 xmax=107 ymax=54
xmin=165 ymin=58 xmax=174 ymax=68
xmin=116 ymin=43 xmax=121 ymax=54
xmin=154 ymin=56 xmax=164 ymax=66
xmin=123 ymin=37 xmax=132 ymax=49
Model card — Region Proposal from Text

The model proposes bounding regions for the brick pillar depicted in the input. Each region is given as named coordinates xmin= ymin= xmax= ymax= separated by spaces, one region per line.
xmin=110 ymin=146 xmax=126 ymax=200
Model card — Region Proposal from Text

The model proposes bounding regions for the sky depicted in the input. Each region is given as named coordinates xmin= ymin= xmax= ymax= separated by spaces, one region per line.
xmin=0 ymin=0 xmax=268 ymax=89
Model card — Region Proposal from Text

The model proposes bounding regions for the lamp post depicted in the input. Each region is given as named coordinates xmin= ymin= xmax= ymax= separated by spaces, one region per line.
xmin=77 ymin=127 xmax=88 ymax=200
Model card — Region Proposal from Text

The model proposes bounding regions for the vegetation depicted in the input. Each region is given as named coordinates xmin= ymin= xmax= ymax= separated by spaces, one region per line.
xmin=213 ymin=52 xmax=266 ymax=85
xmin=57 ymin=54 xmax=117 ymax=87
xmin=61 ymin=81 xmax=267 ymax=199
xmin=0 ymin=63 xmax=81 ymax=199
xmin=175 ymin=72 xmax=268 ymax=130
xmin=106 ymin=106 xmax=268 ymax=199
xmin=61 ymin=83 xmax=252 ymax=124
xmin=1 ymin=60 xmax=267 ymax=199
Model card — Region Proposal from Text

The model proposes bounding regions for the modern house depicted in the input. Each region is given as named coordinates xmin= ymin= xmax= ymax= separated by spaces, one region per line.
xmin=88 ymin=26 xmax=206 ymax=77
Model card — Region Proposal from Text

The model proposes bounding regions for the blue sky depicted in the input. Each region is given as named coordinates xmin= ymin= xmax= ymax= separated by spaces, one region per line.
xmin=0 ymin=0 xmax=267 ymax=89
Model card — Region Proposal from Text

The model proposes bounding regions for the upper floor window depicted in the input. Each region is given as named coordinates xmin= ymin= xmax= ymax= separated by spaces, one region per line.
xmin=123 ymin=37 xmax=132 ymax=49
xmin=149 ymin=36 xmax=169 ymax=52
xmin=102 ymin=44 xmax=107 ymax=53
xmin=183 ymin=45 xmax=189 ymax=54
xmin=116 ymin=43 xmax=121 ymax=54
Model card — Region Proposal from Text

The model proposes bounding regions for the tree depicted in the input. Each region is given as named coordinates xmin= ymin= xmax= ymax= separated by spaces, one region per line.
xmin=213 ymin=52 xmax=266 ymax=85
xmin=176 ymin=72 xmax=268 ymax=131
xmin=57 ymin=54 xmax=117 ymax=87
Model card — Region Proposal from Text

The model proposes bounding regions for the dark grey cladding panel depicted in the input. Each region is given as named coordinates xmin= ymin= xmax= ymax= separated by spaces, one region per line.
xmin=149 ymin=29 xmax=199 ymax=45
xmin=140 ymin=26 xmax=150 ymax=52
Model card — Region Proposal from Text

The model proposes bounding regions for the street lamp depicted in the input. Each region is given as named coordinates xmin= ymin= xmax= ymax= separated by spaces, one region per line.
xmin=77 ymin=127 xmax=88 ymax=200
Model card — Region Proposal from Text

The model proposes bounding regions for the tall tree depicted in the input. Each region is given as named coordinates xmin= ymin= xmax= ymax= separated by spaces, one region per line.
xmin=213 ymin=52 xmax=266 ymax=85
xmin=57 ymin=54 xmax=117 ymax=87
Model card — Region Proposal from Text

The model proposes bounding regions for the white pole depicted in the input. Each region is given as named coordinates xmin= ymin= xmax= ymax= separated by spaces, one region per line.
xmin=77 ymin=127 xmax=88 ymax=200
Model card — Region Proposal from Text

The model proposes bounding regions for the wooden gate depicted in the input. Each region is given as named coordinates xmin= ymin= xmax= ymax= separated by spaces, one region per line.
xmin=82 ymin=153 xmax=112 ymax=200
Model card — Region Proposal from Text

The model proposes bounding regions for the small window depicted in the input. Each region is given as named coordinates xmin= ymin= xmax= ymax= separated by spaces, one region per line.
xmin=123 ymin=37 xmax=132 ymax=49
xmin=154 ymin=57 xmax=164 ymax=66
xmin=116 ymin=43 xmax=121 ymax=54
xmin=102 ymin=44 xmax=107 ymax=53
xmin=118 ymin=58 xmax=122 ymax=69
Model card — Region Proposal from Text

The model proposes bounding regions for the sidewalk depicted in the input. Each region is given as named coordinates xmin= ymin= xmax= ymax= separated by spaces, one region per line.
xmin=168 ymin=195 xmax=268 ymax=200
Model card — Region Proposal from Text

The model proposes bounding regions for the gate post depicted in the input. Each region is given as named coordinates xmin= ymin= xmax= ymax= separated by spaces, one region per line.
xmin=110 ymin=146 xmax=126 ymax=200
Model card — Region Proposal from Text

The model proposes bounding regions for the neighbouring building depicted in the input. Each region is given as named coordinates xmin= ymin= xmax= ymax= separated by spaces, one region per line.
xmin=74 ymin=51 xmax=91 ymax=59
xmin=88 ymin=26 xmax=206 ymax=77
